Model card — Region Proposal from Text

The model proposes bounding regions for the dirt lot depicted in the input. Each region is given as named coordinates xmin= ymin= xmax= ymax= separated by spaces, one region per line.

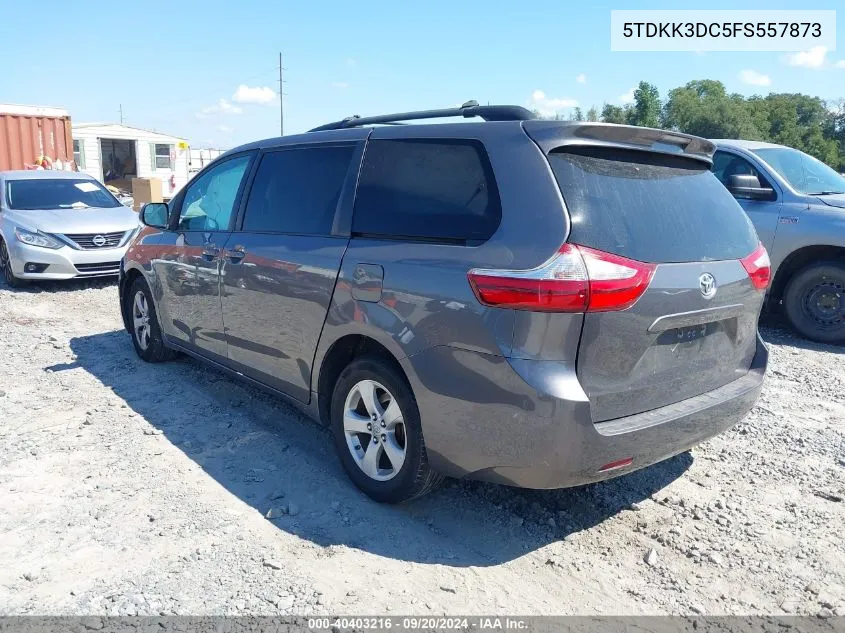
xmin=0 ymin=279 xmax=843 ymax=616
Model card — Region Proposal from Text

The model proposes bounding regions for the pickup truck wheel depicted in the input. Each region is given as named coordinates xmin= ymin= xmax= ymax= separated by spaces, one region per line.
xmin=783 ymin=261 xmax=845 ymax=345
xmin=126 ymin=277 xmax=177 ymax=362
xmin=331 ymin=356 xmax=443 ymax=503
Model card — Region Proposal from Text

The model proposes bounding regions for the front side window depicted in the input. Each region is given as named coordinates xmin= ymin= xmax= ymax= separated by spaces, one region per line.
xmin=712 ymin=150 xmax=773 ymax=198
xmin=177 ymin=154 xmax=252 ymax=232
xmin=753 ymin=147 xmax=845 ymax=195
xmin=352 ymin=139 xmax=502 ymax=243
xmin=5 ymin=178 xmax=121 ymax=210
xmin=241 ymin=145 xmax=354 ymax=235
xmin=154 ymin=143 xmax=173 ymax=170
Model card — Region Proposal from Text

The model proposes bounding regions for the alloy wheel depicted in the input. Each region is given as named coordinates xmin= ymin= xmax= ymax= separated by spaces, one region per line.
xmin=342 ymin=379 xmax=407 ymax=482
xmin=132 ymin=290 xmax=152 ymax=351
xmin=0 ymin=240 xmax=14 ymax=285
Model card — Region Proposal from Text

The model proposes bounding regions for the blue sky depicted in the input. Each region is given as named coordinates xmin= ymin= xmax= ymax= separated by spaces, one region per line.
xmin=2 ymin=0 xmax=843 ymax=148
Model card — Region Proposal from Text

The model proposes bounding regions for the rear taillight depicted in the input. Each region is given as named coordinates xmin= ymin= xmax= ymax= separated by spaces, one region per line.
xmin=740 ymin=243 xmax=771 ymax=291
xmin=467 ymin=244 xmax=655 ymax=313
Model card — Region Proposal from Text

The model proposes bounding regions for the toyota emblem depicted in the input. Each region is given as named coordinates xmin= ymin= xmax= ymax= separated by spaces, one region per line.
xmin=699 ymin=273 xmax=717 ymax=299
xmin=92 ymin=235 xmax=107 ymax=247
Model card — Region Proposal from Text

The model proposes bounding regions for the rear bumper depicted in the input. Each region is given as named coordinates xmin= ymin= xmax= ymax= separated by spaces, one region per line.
xmin=402 ymin=333 xmax=767 ymax=489
xmin=6 ymin=240 xmax=126 ymax=279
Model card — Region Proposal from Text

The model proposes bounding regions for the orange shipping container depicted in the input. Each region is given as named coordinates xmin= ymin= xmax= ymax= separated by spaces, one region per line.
xmin=0 ymin=104 xmax=73 ymax=171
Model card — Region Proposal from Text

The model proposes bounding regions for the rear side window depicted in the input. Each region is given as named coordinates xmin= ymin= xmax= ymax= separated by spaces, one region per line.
xmin=352 ymin=139 xmax=501 ymax=243
xmin=548 ymin=147 xmax=758 ymax=263
xmin=241 ymin=145 xmax=354 ymax=234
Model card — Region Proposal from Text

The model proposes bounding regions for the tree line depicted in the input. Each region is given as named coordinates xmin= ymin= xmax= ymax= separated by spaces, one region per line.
xmin=553 ymin=80 xmax=845 ymax=171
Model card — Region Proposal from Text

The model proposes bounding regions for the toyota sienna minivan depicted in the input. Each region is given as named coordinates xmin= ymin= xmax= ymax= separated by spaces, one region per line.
xmin=119 ymin=103 xmax=769 ymax=503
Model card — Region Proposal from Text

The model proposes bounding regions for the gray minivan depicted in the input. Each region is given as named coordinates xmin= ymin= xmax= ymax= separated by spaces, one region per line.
xmin=119 ymin=104 xmax=768 ymax=502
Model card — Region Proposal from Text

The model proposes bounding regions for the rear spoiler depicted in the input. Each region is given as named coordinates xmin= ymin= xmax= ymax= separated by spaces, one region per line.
xmin=522 ymin=121 xmax=715 ymax=165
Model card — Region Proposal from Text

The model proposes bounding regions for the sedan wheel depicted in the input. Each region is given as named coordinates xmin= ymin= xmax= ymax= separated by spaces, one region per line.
xmin=342 ymin=379 xmax=407 ymax=481
xmin=0 ymin=238 xmax=24 ymax=288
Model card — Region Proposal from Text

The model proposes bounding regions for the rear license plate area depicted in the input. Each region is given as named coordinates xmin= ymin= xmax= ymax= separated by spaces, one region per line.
xmin=657 ymin=322 xmax=717 ymax=346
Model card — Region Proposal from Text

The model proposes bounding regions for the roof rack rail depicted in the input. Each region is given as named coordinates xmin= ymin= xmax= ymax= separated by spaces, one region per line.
xmin=308 ymin=100 xmax=536 ymax=132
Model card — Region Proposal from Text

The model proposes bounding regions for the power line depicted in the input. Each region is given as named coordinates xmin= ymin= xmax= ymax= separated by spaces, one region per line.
xmin=279 ymin=52 xmax=286 ymax=136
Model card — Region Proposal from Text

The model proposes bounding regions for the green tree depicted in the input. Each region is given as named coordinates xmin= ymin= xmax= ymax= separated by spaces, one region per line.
xmin=662 ymin=80 xmax=763 ymax=139
xmin=626 ymin=81 xmax=661 ymax=128
xmin=586 ymin=106 xmax=599 ymax=122
xmin=570 ymin=107 xmax=584 ymax=121
xmin=826 ymin=100 xmax=845 ymax=170
xmin=600 ymin=103 xmax=627 ymax=124
xmin=761 ymin=93 xmax=839 ymax=165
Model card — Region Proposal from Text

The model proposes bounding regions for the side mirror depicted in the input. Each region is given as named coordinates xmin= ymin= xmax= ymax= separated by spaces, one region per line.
xmin=140 ymin=202 xmax=169 ymax=229
xmin=727 ymin=174 xmax=775 ymax=200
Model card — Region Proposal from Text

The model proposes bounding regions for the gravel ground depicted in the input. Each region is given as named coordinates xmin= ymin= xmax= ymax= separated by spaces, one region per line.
xmin=0 ymin=279 xmax=843 ymax=616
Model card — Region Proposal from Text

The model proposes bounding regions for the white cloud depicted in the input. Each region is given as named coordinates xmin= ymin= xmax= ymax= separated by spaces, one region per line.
xmin=619 ymin=87 xmax=636 ymax=104
xmin=215 ymin=124 xmax=233 ymax=133
xmin=528 ymin=90 xmax=578 ymax=117
xmin=232 ymin=84 xmax=276 ymax=104
xmin=196 ymin=99 xmax=243 ymax=119
xmin=346 ymin=58 xmax=357 ymax=67
xmin=331 ymin=82 xmax=349 ymax=89
xmin=576 ymin=73 xmax=587 ymax=84
xmin=783 ymin=46 xmax=828 ymax=69
xmin=738 ymin=69 xmax=771 ymax=87
xmin=836 ymin=59 xmax=845 ymax=68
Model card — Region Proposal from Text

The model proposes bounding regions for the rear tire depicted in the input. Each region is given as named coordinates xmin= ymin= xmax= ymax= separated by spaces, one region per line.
xmin=0 ymin=237 xmax=26 ymax=289
xmin=126 ymin=277 xmax=177 ymax=362
xmin=783 ymin=261 xmax=845 ymax=345
xmin=331 ymin=356 xmax=443 ymax=503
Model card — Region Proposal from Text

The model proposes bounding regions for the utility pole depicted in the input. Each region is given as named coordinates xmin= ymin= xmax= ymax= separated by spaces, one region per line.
xmin=278 ymin=53 xmax=284 ymax=136
xmin=119 ymin=104 xmax=124 ymax=124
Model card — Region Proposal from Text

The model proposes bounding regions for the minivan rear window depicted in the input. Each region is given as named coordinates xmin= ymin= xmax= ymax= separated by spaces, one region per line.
xmin=548 ymin=147 xmax=758 ymax=263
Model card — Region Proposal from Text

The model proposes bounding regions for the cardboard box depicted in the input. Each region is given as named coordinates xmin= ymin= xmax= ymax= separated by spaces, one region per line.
xmin=132 ymin=177 xmax=163 ymax=212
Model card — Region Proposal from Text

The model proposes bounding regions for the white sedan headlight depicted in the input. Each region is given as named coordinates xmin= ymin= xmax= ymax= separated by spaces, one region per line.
xmin=14 ymin=227 xmax=63 ymax=250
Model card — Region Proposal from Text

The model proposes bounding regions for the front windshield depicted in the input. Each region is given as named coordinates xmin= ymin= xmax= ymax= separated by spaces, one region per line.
xmin=752 ymin=147 xmax=845 ymax=195
xmin=5 ymin=178 xmax=122 ymax=210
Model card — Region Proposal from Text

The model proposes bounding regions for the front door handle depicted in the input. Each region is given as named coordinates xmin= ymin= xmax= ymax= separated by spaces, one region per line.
xmin=201 ymin=244 xmax=220 ymax=262
xmin=224 ymin=245 xmax=247 ymax=264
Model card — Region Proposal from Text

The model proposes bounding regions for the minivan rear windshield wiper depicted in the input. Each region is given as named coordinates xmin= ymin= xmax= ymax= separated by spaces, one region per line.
xmin=808 ymin=190 xmax=845 ymax=195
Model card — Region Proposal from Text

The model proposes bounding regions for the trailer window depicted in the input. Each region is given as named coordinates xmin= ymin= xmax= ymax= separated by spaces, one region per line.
xmin=154 ymin=144 xmax=173 ymax=169
xmin=73 ymin=140 xmax=85 ymax=170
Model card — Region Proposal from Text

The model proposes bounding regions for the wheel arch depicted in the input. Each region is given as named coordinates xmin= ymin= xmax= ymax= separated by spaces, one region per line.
xmin=770 ymin=244 xmax=845 ymax=307
xmin=316 ymin=334 xmax=410 ymax=427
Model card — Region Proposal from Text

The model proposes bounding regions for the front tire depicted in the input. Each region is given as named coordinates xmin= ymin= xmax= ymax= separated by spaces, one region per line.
xmin=331 ymin=356 xmax=443 ymax=503
xmin=783 ymin=261 xmax=845 ymax=345
xmin=0 ymin=237 xmax=25 ymax=288
xmin=126 ymin=277 xmax=176 ymax=362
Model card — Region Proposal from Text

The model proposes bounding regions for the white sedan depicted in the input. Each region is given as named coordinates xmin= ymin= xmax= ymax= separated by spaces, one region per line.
xmin=0 ymin=170 xmax=140 ymax=287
